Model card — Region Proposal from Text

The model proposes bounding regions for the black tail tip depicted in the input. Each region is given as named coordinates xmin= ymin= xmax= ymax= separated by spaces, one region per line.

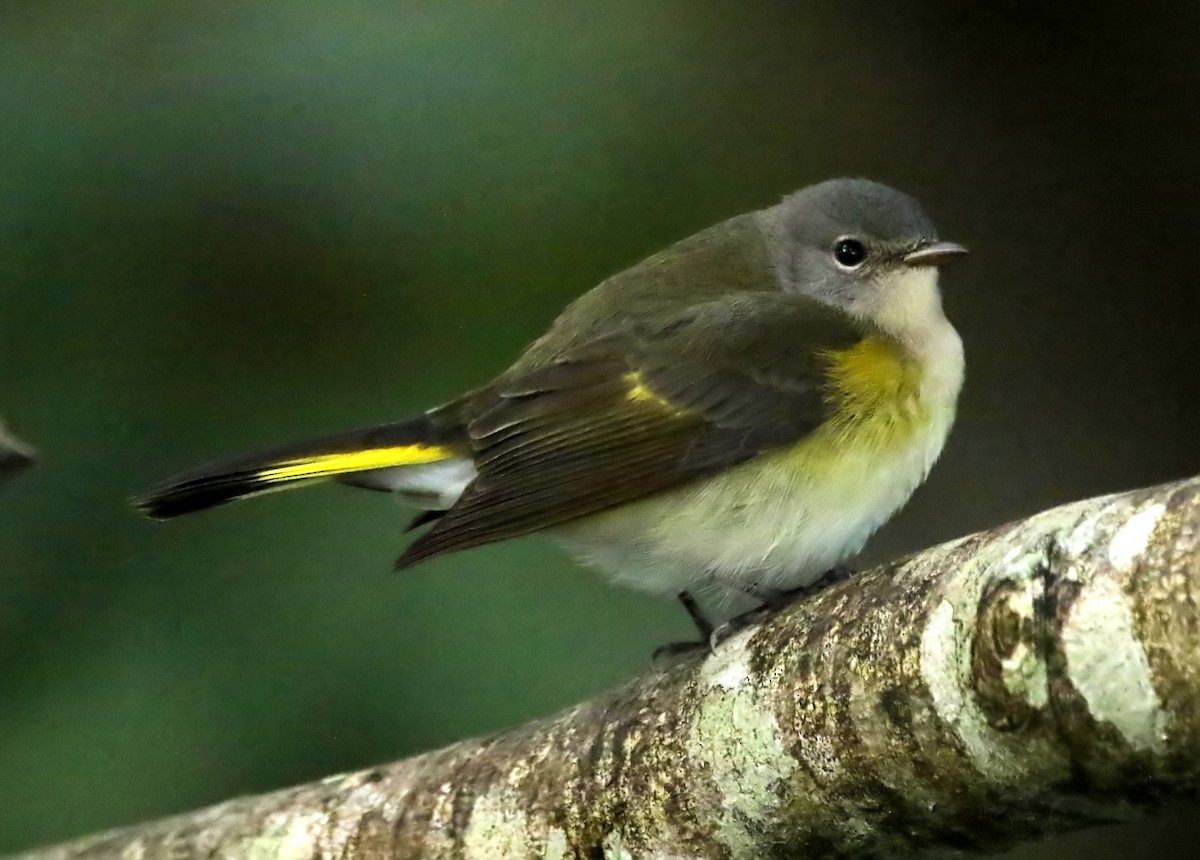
xmin=130 ymin=493 xmax=161 ymax=519
xmin=130 ymin=489 xmax=196 ymax=520
xmin=130 ymin=479 xmax=251 ymax=520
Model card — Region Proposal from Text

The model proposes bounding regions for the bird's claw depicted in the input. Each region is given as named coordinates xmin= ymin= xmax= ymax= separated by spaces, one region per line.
xmin=655 ymin=567 xmax=859 ymax=665
xmin=651 ymin=638 xmax=710 ymax=670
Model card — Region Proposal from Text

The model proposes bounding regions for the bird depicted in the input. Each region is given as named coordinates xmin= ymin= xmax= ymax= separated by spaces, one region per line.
xmin=135 ymin=178 xmax=967 ymax=642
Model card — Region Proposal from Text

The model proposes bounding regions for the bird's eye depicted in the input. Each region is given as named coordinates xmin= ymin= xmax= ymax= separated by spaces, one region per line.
xmin=833 ymin=238 xmax=867 ymax=268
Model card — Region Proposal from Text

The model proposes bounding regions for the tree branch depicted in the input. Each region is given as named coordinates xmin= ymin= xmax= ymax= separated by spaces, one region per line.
xmin=0 ymin=419 xmax=35 ymax=486
xmin=20 ymin=475 xmax=1200 ymax=859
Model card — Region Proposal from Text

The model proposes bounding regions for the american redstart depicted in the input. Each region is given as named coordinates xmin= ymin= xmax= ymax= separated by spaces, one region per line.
xmin=136 ymin=178 xmax=966 ymax=639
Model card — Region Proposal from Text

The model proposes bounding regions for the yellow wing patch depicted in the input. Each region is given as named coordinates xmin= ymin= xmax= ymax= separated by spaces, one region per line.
xmin=256 ymin=444 xmax=450 ymax=483
xmin=623 ymin=371 xmax=687 ymax=414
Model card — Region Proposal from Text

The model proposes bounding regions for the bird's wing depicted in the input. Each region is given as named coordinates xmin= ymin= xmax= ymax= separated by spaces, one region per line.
xmin=396 ymin=292 xmax=865 ymax=568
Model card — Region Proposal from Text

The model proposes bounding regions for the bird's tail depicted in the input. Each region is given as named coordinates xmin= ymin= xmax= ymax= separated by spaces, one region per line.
xmin=134 ymin=414 xmax=471 ymax=520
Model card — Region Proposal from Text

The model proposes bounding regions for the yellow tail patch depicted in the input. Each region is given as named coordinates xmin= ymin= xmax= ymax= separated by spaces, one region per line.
xmin=256 ymin=444 xmax=451 ymax=483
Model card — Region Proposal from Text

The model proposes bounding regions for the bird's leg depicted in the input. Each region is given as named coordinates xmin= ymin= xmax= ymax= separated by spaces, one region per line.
xmin=651 ymin=591 xmax=715 ymax=668
xmin=710 ymin=565 xmax=858 ymax=647
xmin=678 ymin=590 xmax=715 ymax=639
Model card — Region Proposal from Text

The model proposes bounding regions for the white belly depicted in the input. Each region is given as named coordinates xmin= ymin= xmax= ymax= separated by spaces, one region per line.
xmin=553 ymin=399 xmax=956 ymax=601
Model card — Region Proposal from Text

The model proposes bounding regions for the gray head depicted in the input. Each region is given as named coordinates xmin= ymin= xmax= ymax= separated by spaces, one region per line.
xmin=757 ymin=178 xmax=967 ymax=336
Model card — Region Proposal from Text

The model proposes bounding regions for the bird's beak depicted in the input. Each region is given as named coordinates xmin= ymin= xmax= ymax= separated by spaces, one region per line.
xmin=903 ymin=240 xmax=969 ymax=267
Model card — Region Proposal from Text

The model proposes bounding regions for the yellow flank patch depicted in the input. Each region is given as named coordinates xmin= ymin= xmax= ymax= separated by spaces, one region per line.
xmin=256 ymin=444 xmax=449 ymax=483
xmin=823 ymin=338 xmax=917 ymax=406
xmin=624 ymin=371 xmax=685 ymax=413
xmin=820 ymin=336 xmax=928 ymax=448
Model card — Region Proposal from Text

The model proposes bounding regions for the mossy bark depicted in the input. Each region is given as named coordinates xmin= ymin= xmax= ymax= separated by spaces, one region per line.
xmin=20 ymin=475 xmax=1200 ymax=859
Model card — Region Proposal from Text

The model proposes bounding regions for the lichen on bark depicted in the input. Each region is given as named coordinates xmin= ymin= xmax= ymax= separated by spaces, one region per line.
xmin=18 ymin=475 xmax=1200 ymax=860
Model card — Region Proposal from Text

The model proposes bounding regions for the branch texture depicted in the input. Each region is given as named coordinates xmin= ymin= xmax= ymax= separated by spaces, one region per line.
xmin=22 ymin=475 xmax=1200 ymax=859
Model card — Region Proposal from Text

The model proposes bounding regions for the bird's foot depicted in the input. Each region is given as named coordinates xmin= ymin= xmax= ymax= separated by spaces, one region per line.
xmin=651 ymin=638 xmax=710 ymax=670
xmin=654 ymin=569 xmax=858 ymax=665
xmin=792 ymin=563 xmax=858 ymax=597
xmin=651 ymin=591 xmax=716 ymax=669
xmin=710 ymin=565 xmax=860 ymax=646
xmin=709 ymin=604 xmax=774 ymax=648
xmin=751 ymin=564 xmax=858 ymax=607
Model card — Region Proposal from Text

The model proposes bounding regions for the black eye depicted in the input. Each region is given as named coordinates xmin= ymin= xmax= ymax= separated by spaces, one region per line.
xmin=833 ymin=238 xmax=867 ymax=268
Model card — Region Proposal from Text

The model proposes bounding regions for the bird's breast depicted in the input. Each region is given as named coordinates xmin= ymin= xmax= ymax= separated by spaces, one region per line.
xmin=557 ymin=333 xmax=963 ymax=599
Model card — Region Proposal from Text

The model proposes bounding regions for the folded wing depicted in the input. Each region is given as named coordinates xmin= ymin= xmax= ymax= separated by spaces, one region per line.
xmin=397 ymin=292 xmax=864 ymax=567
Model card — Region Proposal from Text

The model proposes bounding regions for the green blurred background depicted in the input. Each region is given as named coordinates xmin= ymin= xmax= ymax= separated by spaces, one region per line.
xmin=1 ymin=1 xmax=1197 ymax=855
